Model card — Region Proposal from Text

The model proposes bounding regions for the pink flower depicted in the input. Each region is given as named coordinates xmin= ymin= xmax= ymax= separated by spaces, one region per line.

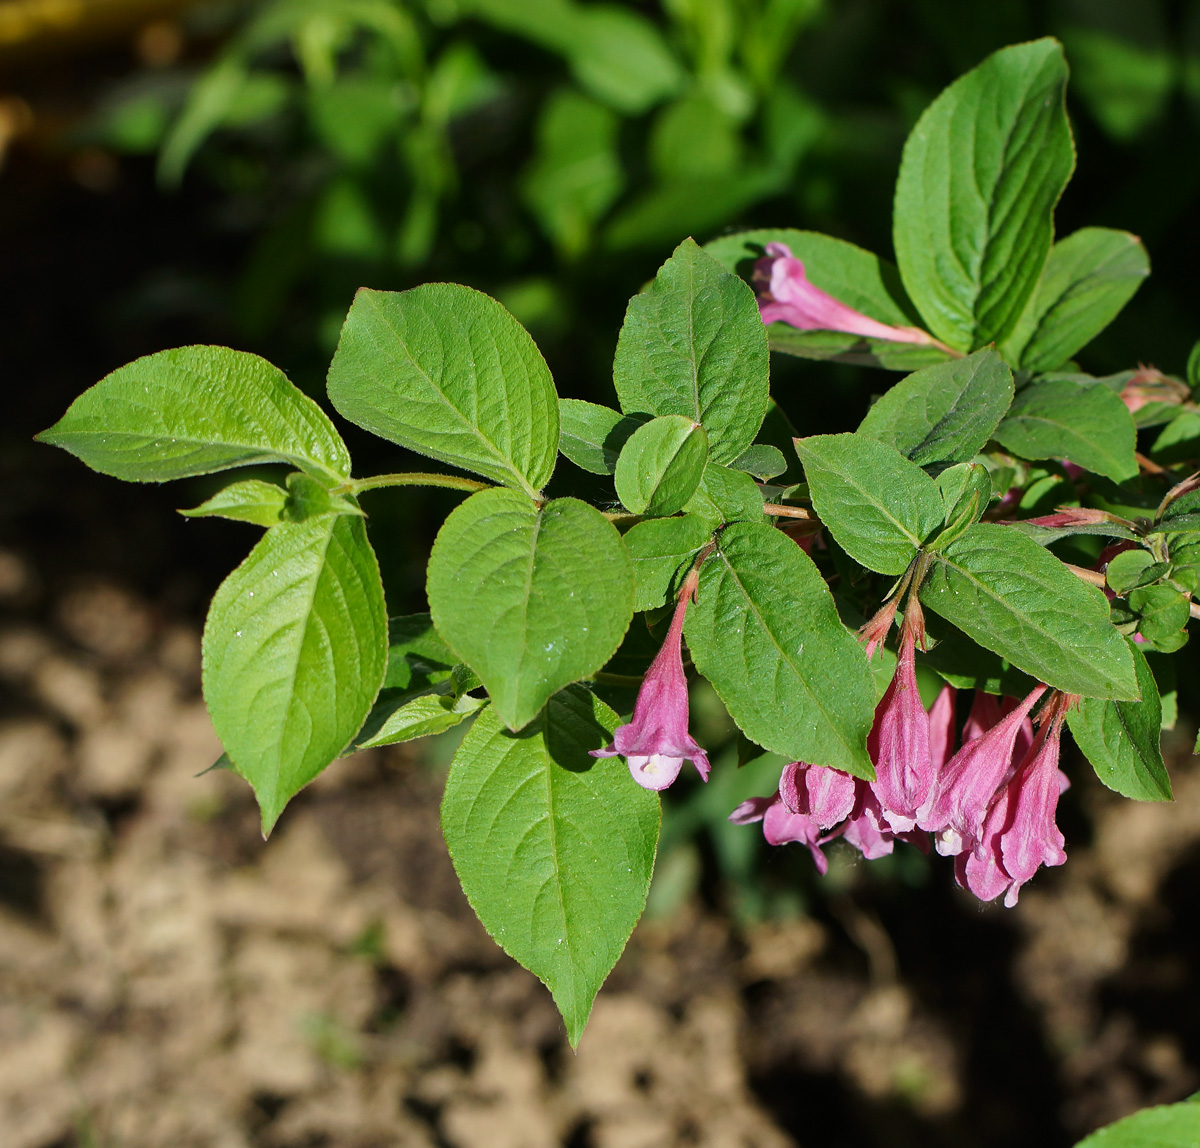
xmin=954 ymin=693 xmax=1074 ymax=907
xmin=918 ymin=686 xmax=1046 ymax=856
xmin=928 ymin=684 xmax=957 ymax=774
xmin=729 ymin=793 xmax=834 ymax=875
xmin=592 ymin=587 xmax=709 ymax=790
xmin=754 ymin=243 xmax=942 ymax=347
xmin=867 ymin=602 xmax=932 ymax=832
xmin=778 ymin=761 xmax=857 ymax=829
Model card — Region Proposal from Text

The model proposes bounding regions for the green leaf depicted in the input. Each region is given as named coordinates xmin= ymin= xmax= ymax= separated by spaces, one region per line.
xmin=1129 ymin=584 xmax=1191 ymax=644
xmin=893 ymin=39 xmax=1075 ymax=351
xmin=326 ymin=285 xmax=559 ymax=496
xmin=614 ymin=415 xmax=708 ymax=516
xmin=1000 ymin=228 xmax=1150 ymax=372
xmin=1188 ymin=340 xmax=1200 ymax=389
xmin=794 ymin=433 xmax=945 ymax=575
xmin=623 ymin=514 xmax=712 ymax=611
xmin=38 ymin=346 xmax=352 ymax=484
xmin=1105 ymin=550 xmax=1158 ymax=595
xmin=282 ymin=472 xmax=365 ymax=522
xmin=681 ymin=463 xmax=766 ymax=528
xmin=919 ymin=523 xmax=1138 ymax=700
xmin=426 ymin=489 xmax=634 ymax=730
xmin=921 ymin=622 xmax=1036 ymax=697
xmin=358 ymin=690 xmax=486 ymax=748
xmin=930 ymin=462 xmax=991 ymax=550
xmin=441 ymin=686 xmax=659 ymax=1046
xmin=564 ymin=6 xmax=684 ymax=114
xmin=1071 ymin=1099 xmax=1200 ymax=1148
xmin=181 ymin=478 xmax=287 ymax=526
xmin=557 ymin=399 xmax=645 ymax=475
xmin=684 ymin=522 xmax=876 ymax=777
xmin=993 ymin=378 xmax=1138 ymax=482
xmin=858 ymin=349 xmax=1014 ymax=467
xmin=613 ymin=238 xmax=769 ymax=464
xmin=764 ymin=327 xmax=956 ymax=371
xmin=1068 ymin=639 xmax=1171 ymax=801
xmin=202 ymin=513 xmax=388 ymax=833
xmin=730 ymin=444 xmax=787 ymax=481
xmin=522 ymin=89 xmax=623 ymax=258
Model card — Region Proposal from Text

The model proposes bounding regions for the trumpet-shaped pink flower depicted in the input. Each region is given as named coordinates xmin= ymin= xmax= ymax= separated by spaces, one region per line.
xmin=928 ymin=684 xmax=957 ymax=774
xmin=867 ymin=611 xmax=932 ymax=833
xmin=778 ymin=761 xmax=857 ymax=829
xmin=918 ymin=686 xmax=1046 ymax=856
xmin=729 ymin=793 xmax=834 ymax=875
xmin=754 ymin=243 xmax=941 ymax=346
xmin=592 ymin=588 xmax=709 ymax=791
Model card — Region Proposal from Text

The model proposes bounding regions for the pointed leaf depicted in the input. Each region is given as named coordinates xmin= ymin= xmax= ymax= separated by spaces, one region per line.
xmin=327 ymin=285 xmax=559 ymax=496
xmin=1068 ymin=640 xmax=1171 ymax=802
xmin=920 ymin=523 xmax=1138 ymax=700
xmin=795 ymin=433 xmax=945 ymax=575
xmin=427 ymin=489 xmax=634 ymax=730
xmin=613 ymin=238 xmax=769 ymax=463
xmin=623 ymin=514 xmax=712 ymax=611
xmin=858 ymin=349 xmax=1014 ymax=467
xmin=39 ymin=346 xmax=352 ymax=484
xmin=202 ymin=513 xmax=388 ymax=833
xmin=181 ymin=478 xmax=287 ymax=526
xmin=893 ymin=39 xmax=1075 ymax=350
xmin=614 ymin=415 xmax=708 ymax=516
xmin=441 ymin=686 xmax=659 ymax=1046
xmin=684 ymin=522 xmax=876 ymax=777
xmin=1001 ymin=227 xmax=1149 ymax=372
xmin=358 ymin=690 xmax=486 ymax=748
xmin=558 ymin=399 xmax=645 ymax=475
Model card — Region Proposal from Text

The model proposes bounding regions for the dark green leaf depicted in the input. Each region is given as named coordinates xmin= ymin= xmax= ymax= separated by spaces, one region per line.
xmin=1188 ymin=341 xmax=1200 ymax=390
xmin=426 ymin=489 xmax=634 ymax=730
xmin=613 ymin=238 xmax=769 ymax=464
xmin=893 ymin=39 xmax=1075 ymax=351
xmin=1129 ymin=584 xmax=1191 ymax=643
xmin=557 ymin=399 xmax=646 ymax=475
xmin=930 ymin=462 xmax=991 ymax=549
xmin=441 ymin=686 xmax=659 ymax=1046
xmin=613 ymin=415 xmax=708 ymax=516
xmin=623 ymin=514 xmax=712 ymax=611
xmin=282 ymin=472 xmax=365 ymax=522
xmin=1001 ymin=228 xmax=1149 ymax=372
xmin=794 ymin=433 xmax=944 ymax=575
xmin=858 ymin=349 xmax=1014 ymax=466
xmin=765 ymin=326 xmax=956 ymax=371
xmin=1105 ymin=550 xmax=1157 ymax=595
xmin=921 ymin=621 xmax=1036 ymax=697
xmin=684 ymin=522 xmax=876 ymax=777
xmin=681 ymin=463 xmax=766 ymax=528
xmin=993 ymin=378 xmax=1138 ymax=482
xmin=202 ymin=514 xmax=388 ymax=834
xmin=39 ymin=346 xmax=352 ymax=484
xmin=327 ymin=285 xmax=559 ymax=496
xmin=1068 ymin=639 xmax=1171 ymax=802
xmin=180 ymin=478 xmax=287 ymax=526
xmin=919 ymin=523 xmax=1138 ymax=699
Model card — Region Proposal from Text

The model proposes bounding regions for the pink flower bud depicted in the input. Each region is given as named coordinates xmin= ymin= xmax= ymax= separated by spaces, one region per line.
xmin=591 ymin=589 xmax=709 ymax=790
xmin=778 ymin=761 xmax=856 ymax=829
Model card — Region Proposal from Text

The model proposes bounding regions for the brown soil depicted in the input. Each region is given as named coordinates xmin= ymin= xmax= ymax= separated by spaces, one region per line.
xmin=2 ymin=552 xmax=1200 ymax=1148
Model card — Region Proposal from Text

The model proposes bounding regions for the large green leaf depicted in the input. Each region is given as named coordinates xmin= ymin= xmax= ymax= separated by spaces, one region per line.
xmin=1001 ymin=227 xmax=1149 ymax=372
xmin=893 ymin=39 xmax=1076 ymax=351
xmin=1067 ymin=639 xmax=1171 ymax=801
xmin=426 ymin=488 xmax=634 ymax=730
xmin=326 ymin=285 xmax=559 ymax=496
xmin=613 ymin=238 xmax=769 ymax=464
xmin=1072 ymin=1099 xmax=1200 ymax=1148
xmin=993 ymin=378 xmax=1137 ymax=482
xmin=920 ymin=523 xmax=1138 ymax=700
xmin=202 ymin=513 xmax=388 ymax=833
xmin=684 ymin=522 xmax=875 ymax=777
xmin=858 ymin=349 xmax=1014 ymax=467
xmin=623 ymin=514 xmax=712 ymax=611
xmin=441 ymin=686 xmax=659 ymax=1046
xmin=613 ymin=415 xmax=708 ymax=516
xmin=794 ymin=433 xmax=945 ymax=575
xmin=38 ymin=346 xmax=352 ymax=484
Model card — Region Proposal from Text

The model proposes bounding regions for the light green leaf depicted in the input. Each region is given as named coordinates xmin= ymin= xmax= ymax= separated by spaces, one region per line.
xmin=441 ymin=686 xmax=659 ymax=1046
xmin=1001 ymin=228 xmax=1150 ymax=372
xmin=557 ymin=400 xmax=645 ymax=475
xmin=427 ymin=489 xmax=634 ymax=730
xmin=202 ymin=513 xmax=388 ymax=834
xmin=623 ymin=514 xmax=712 ymax=611
xmin=794 ymin=433 xmax=945 ymax=575
xmin=1072 ymin=1098 xmax=1200 ymax=1148
xmin=684 ymin=522 xmax=875 ymax=777
xmin=920 ymin=523 xmax=1138 ymax=700
xmin=614 ymin=415 xmax=708 ymax=516
xmin=681 ymin=463 xmax=766 ymax=528
xmin=993 ymin=378 xmax=1137 ymax=482
xmin=358 ymin=690 xmax=486 ymax=748
xmin=730 ymin=444 xmax=788 ymax=481
xmin=564 ymin=6 xmax=684 ymax=113
xmin=893 ymin=39 xmax=1076 ymax=351
xmin=613 ymin=238 xmax=770 ymax=464
xmin=858 ymin=349 xmax=1014 ymax=467
xmin=326 ymin=285 xmax=559 ymax=496
xmin=181 ymin=478 xmax=287 ymax=526
xmin=38 ymin=346 xmax=352 ymax=484
xmin=1068 ymin=639 xmax=1171 ymax=801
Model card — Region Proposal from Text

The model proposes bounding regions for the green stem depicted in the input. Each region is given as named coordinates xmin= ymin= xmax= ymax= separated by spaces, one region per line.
xmin=341 ymin=472 xmax=493 ymax=496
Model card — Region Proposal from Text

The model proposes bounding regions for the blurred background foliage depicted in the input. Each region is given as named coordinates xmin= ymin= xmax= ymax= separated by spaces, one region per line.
xmin=4 ymin=0 xmax=1200 ymax=922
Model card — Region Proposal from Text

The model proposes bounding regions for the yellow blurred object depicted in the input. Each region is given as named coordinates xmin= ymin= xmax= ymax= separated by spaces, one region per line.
xmin=0 ymin=0 xmax=190 ymax=54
